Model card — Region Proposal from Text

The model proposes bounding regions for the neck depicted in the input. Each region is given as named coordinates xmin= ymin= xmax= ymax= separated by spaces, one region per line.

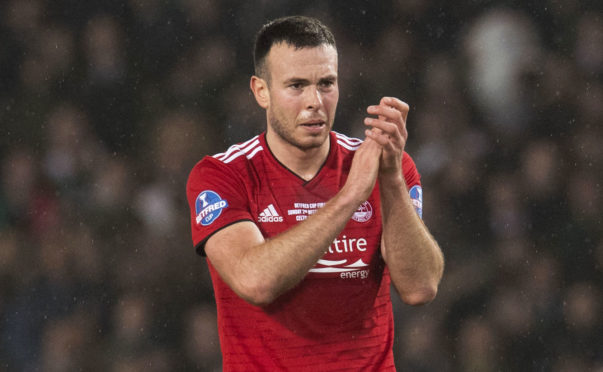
xmin=266 ymin=132 xmax=330 ymax=181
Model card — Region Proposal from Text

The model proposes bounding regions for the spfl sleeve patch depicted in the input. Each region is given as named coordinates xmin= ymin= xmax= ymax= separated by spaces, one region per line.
xmin=195 ymin=190 xmax=228 ymax=226
xmin=409 ymin=185 xmax=423 ymax=219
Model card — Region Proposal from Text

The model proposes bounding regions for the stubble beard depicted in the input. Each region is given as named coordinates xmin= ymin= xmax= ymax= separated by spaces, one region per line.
xmin=268 ymin=109 xmax=330 ymax=151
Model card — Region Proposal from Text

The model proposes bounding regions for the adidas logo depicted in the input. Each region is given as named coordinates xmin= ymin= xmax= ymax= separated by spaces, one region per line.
xmin=258 ymin=204 xmax=283 ymax=223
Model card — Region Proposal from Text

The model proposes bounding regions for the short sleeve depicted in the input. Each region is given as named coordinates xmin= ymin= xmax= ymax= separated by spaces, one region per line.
xmin=402 ymin=152 xmax=423 ymax=219
xmin=186 ymin=157 xmax=254 ymax=255
xmin=402 ymin=151 xmax=421 ymax=188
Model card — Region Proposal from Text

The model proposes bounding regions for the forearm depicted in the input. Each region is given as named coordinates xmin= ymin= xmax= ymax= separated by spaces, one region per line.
xmin=380 ymin=175 xmax=444 ymax=305
xmin=207 ymin=138 xmax=382 ymax=306
xmin=232 ymin=189 xmax=364 ymax=305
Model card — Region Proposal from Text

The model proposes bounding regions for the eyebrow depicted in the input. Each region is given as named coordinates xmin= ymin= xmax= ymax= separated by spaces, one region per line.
xmin=319 ymin=75 xmax=337 ymax=83
xmin=283 ymin=77 xmax=310 ymax=85
xmin=282 ymin=74 xmax=337 ymax=85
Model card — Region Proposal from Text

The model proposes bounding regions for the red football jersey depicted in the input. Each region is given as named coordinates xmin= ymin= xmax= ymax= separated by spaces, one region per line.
xmin=186 ymin=131 xmax=422 ymax=371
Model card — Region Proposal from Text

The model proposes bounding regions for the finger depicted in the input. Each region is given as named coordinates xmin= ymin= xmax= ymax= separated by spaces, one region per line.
xmin=364 ymin=117 xmax=400 ymax=138
xmin=367 ymin=104 xmax=402 ymax=124
xmin=380 ymin=97 xmax=409 ymax=122
xmin=365 ymin=128 xmax=392 ymax=148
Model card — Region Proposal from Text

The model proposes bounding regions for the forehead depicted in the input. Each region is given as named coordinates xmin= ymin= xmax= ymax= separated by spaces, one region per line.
xmin=266 ymin=43 xmax=338 ymax=81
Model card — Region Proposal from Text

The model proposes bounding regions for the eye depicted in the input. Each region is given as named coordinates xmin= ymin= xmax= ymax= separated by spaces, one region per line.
xmin=290 ymin=83 xmax=303 ymax=89
xmin=319 ymin=80 xmax=335 ymax=89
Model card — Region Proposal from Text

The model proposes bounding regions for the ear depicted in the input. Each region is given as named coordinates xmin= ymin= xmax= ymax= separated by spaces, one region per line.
xmin=250 ymin=75 xmax=270 ymax=109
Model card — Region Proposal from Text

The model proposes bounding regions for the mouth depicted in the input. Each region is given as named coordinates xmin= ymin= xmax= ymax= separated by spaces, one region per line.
xmin=300 ymin=120 xmax=326 ymax=128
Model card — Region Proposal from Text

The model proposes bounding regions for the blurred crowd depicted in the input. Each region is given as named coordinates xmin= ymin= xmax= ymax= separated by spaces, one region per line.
xmin=0 ymin=0 xmax=601 ymax=371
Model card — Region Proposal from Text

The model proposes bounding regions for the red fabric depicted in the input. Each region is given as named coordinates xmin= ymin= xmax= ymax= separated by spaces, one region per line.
xmin=186 ymin=131 xmax=421 ymax=371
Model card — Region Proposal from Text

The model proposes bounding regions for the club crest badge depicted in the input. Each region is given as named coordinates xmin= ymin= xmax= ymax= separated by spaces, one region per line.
xmin=352 ymin=201 xmax=373 ymax=223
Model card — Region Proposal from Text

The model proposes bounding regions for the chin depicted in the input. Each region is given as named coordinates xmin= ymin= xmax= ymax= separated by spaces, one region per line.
xmin=297 ymin=134 xmax=329 ymax=150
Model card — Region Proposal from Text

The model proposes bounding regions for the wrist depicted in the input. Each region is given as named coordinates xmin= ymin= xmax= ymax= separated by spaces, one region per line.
xmin=378 ymin=172 xmax=406 ymax=190
xmin=336 ymin=184 xmax=369 ymax=212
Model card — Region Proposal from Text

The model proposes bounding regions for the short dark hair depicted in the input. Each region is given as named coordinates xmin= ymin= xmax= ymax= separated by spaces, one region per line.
xmin=253 ymin=16 xmax=336 ymax=79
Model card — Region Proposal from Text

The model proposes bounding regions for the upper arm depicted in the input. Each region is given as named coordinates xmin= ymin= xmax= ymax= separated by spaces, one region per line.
xmin=204 ymin=220 xmax=266 ymax=294
xmin=403 ymin=151 xmax=423 ymax=219
xmin=186 ymin=158 xmax=253 ymax=254
xmin=402 ymin=151 xmax=421 ymax=189
xmin=381 ymin=152 xmax=423 ymax=258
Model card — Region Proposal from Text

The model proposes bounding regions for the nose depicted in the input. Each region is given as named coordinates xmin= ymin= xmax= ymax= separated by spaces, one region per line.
xmin=305 ymin=86 xmax=323 ymax=111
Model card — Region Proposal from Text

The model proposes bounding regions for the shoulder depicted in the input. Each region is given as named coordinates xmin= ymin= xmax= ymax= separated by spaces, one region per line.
xmin=211 ymin=135 xmax=264 ymax=165
xmin=187 ymin=135 xmax=264 ymax=186
xmin=328 ymin=131 xmax=421 ymax=184
xmin=332 ymin=131 xmax=363 ymax=153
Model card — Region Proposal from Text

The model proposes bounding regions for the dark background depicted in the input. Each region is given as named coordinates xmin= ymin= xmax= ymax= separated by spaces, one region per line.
xmin=1 ymin=0 xmax=601 ymax=371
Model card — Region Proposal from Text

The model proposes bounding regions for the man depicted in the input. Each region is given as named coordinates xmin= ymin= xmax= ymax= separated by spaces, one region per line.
xmin=186 ymin=16 xmax=444 ymax=371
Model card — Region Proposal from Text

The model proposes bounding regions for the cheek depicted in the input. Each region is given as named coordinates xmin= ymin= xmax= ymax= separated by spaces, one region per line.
xmin=272 ymin=98 xmax=299 ymax=121
xmin=273 ymin=90 xmax=295 ymax=107
xmin=324 ymin=92 xmax=339 ymax=112
xmin=280 ymin=97 xmax=304 ymax=116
